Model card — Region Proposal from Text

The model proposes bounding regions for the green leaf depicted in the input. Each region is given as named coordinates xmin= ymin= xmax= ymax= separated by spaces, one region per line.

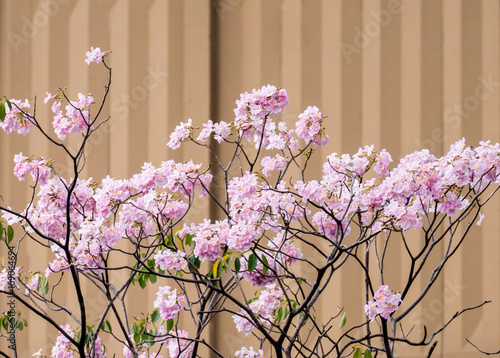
xmin=7 ymin=226 xmax=14 ymax=245
xmin=216 ymin=259 xmax=223 ymax=278
xmin=234 ymin=257 xmax=241 ymax=273
xmin=248 ymin=254 xmax=257 ymax=272
xmin=6 ymin=99 xmax=12 ymax=111
xmin=188 ymin=256 xmax=201 ymax=271
xmin=42 ymin=278 xmax=49 ymax=295
xmin=353 ymin=348 xmax=362 ymax=358
xmin=0 ymin=100 xmax=6 ymax=123
xmin=151 ymin=310 xmax=160 ymax=324
xmin=23 ymin=319 xmax=28 ymax=327
xmin=166 ymin=319 xmax=174 ymax=332
xmin=149 ymin=274 xmax=157 ymax=284
xmin=261 ymin=254 xmax=269 ymax=275
xmin=106 ymin=320 xmax=112 ymax=334
xmin=185 ymin=234 xmax=193 ymax=247
xmin=276 ymin=307 xmax=283 ymax=324
xmin=364 ymin=349 xmax=372 ymax=358
xmin=138 ymin=274 xmax=147 ymax=289
xmin=0 ymin=224 xmax=4 ymax=242
xmin=339 ymin=311 xmax=347 ymax=328
xmin=133 ymin=332 xmax=141 ymax=344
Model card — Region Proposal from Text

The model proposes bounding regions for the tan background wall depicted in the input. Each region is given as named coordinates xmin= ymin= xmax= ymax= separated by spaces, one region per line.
xmin=0 ymin=0 xmax=499 ymax=357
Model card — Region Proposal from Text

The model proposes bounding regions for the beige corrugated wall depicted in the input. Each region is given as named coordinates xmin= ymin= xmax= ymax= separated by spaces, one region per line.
xmin=0 ymin=0 xmax=499 ymax=357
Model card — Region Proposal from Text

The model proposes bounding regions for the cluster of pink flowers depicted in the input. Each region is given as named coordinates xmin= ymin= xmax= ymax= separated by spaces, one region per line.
xmin=45 ymin=92 xmax=95 ymax=140
xmin=365 ymin=285 xmax=402 ymax=321
xmin=0 ymin=98 xmax=32 ymax=135
xmin=131 ymin=160 xmax=212 ymax=198
xmin=23 ymin=271 xmax=40 ymax=293
xmin=49 ymin=325 xmax=76 ymax=358
xmin=261 ymin=154 xmax=287 ymax=177
xmin=232 ymin=85 xmax=302 ymax=151
xmin=154 ymin=249 xmax=187 ymax=271
xmin=13 ymin=153 xmax=51 ymax=185
xmin=235 ymin=346 xmax=266 ymax=358
xmin=295 ymin=105 xmax=329 ymax=146
xmin=165 ymin=330 xmax=194 ymax=358
xmin=85 ymin=47 xmax=111 ymax=65
xmin=123 ymin=346 xmax=162 ymax=358
xmin=167 ymin=118 xmax=194 ymax=149
xmin=153 ymin=286 xmax=186 ymax=321
xmin=233 ymin=284 xmax=284 ymax=335
xmin=196 ymin=119 xmax=231 ymax=143
xmin=5 ymin=150 xmax=209 ymax=277
xmin=267 ymin=231 xmax=303 ymax=265
xmin=234 ymin=85 xmax=289 ymax=132
xmin=179 ymin=219 xmax=229 ymax=262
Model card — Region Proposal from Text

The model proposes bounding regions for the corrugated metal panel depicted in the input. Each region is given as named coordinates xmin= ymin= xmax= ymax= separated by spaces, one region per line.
xmin=0 ymin=0 xmax=499 ymax=356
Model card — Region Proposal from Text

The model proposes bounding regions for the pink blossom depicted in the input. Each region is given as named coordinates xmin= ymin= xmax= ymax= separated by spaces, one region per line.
xmin=374 ymin=149 xmax=393 ymax=177
xmin=50 ymin=324 xmax=75 ymax=358
xmin=49 ymin=93 xmax=95 ymax=140
xmin=166 ymin=330 xmax=194 ymax=358
xmin=261 ymin=154 xmax=286 ymax=177
xmin=233 ymin=310 xmax=254 ymax=335
xmin=0 ymin=99 xmax=33 ymax=135
xmin=154 ymin=286 xmax=186 ymax=321
xmin=85 ymin=47 xmax=111 ymax=65
xmin=365 ymin=285 xmax=402 ymax=321
xmin=235 ymin=347 xmax=266 ymax=358
xmin=295 ymin=106 xmax=328 ymax=145
xmin=155 ymin=249 xmax=187 ymax=271
xmin=24 ymin=272 xmax=40 ymax=293
xmin=190 ymin=219 xmax=228 ymax=262
xmin=13 ymin=153 xmax=51 ymax=185
xmin=227 ymin=223 xmax=259 ymax=252
xmin=268 ymin=231 xmax=303 ymax=265
xmin=167 ymin=118 xmax=193 ymax=149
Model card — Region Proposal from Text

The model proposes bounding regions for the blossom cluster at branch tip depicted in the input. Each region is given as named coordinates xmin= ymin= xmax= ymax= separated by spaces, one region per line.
xmin=0 ymin=98 xmax=32 ymax=135
xmin=365 ymin=285 xmax=402 ymax=321
xmin=233 ymin=283 xmax=283 ymax=335
xmin=13 ymin=153 xmax=51 ymax=185
xmin=44 ymin=92 xmax=95 ymax=140
xmin=85 ymin=47 xmax=111 ymax=65
xmin=235 ymin=346 xmax=266 ymax=358
xmin=154 ymin=285 xmax=186 ymax=321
